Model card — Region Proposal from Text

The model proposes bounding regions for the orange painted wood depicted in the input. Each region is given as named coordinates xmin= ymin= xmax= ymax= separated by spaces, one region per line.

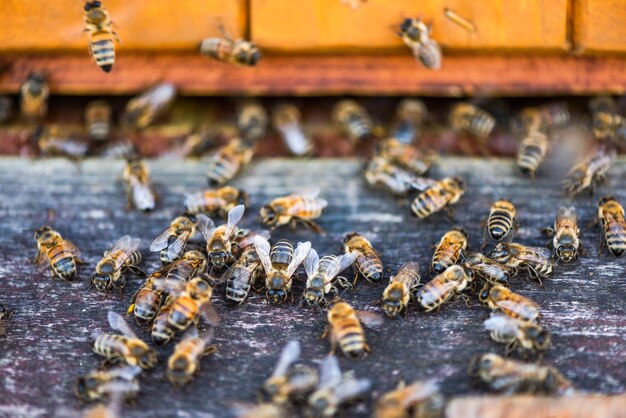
xmin=251 ymin=0 xmax=569 ymax=52
xmin=573 ymin=0 xmax=626 ymax=54
xmin=0 ymin=0 xmax=246 ymax=52
xmin=1 ymin=53 xmax=625 ymax=96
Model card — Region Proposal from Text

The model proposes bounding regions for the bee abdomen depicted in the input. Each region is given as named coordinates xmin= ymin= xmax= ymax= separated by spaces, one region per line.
xmin=226 ymin=275 xmax=252 ymax=304
xmin=200 ymin=38 xmax=233 ymax=61
xmin=271 ymin=240 xmax=293 ymax=266
xmin=356 ymin=254 xmax=383 ymax=282
xmin=52 ymin=256 xmax=77 ymax=280
xmin=337 ymin=326 xmax=366 ymax=357
xmin=90 ymin=31 xmax=115 ymax=72
xmin=207 ymin=156 xmax=238 ymax=185
xmin=517 ymin=132 xmax=548 ymax=175
xmin=488 ymin=211 xmax=514 ymax=240
xmin=606 ymin=230 xmax=626 ymax=256
xmin=411 ymin=189 xmax=440 ymax=218
xmin=417 ymin=40 xmax=442 ymax=70
xmin=93 ymin=334 xmax=126 ymax=359
xmin=126 ymin=250 xmax=142 ymax=267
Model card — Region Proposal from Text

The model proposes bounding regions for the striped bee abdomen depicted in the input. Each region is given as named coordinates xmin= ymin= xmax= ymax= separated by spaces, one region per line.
xmin=517 ymin=131 xmax=548 ymax=175
xmin=90 ymin=30 xmax=115 ymax=73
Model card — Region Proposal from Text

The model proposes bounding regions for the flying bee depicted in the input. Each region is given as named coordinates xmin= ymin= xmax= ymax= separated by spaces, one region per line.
xmin=162 ymin=250 xmax=208 ymax=283
xmin=543 ymin=206 xmax=581 ymax=263
xmin=206 ymin=138 xmax=255 ymax=186
xmin=391 ymin=98 xmax=427 ymax=144
xmin=254 ymin=236 xmax=311 ymax=304
xmin=375 ymin=137 xmax=434 ymax=176
xmin=85 ymin=100 xmax=112 ymax=141
xmin=122 ymin=83 xmax=177 ymax=130
xmin=260 ymin=189 xmax=328 ymax=233
xmin=83 ymin=0 xmax=119 ymax=73
xmin=302 ymin=249 xmax=358 ymax=308
xmin=91 ymin=235 xmax=143 ymax=294
xmin=468 ymin=353 xmax=573 ymax=395
xmin=563 ymin=149 xmax=614 ymax=196
xmin=150 ymin=212 xmax=198 ymax=264
xmin=127 ymin=271 xmax=166 ymax=323
xmin=490 ymin=243 xmax=553 ymax=283
xmin=34 ymin=226 xmax=82 ymax=280
xmin=398 ymin=18 xmax=441 ymax=70
xmin=323 ymin=300 xmax=382 ymax=358
xmin=382 ymin=262 xmax=421 ymax=318
xmin=307 ymin=354 xmax=372 ymax=417
xmin=74 ymin=365 xmax=141 ymax=402
xmin=364 ymin=157 xmax=423 ymax=196
xmin=224 ymin=247 xmax=262 ymax=305
xmin=20 ymin=71 xmax=49 ymax=121
xmin=449 ymin=103 xmax=495 ymax=139
xmin=479 ymin=284 xmax=540 ymax=323
xmin=332 ymin=100 xmax=374 ymax=142
xmin=200 ymin=23 xmax=261 ymax=67
xmin=167 ymin=327 xmax=217 ymax=386
xmin=597 ymin=196 xmax=626 ymax=257
xmin=164 ymin=275 xmax=219 ymax=334
xmin=373 ymin=380 xmax=442 ymax=418
xmin=344 ymin=232 xmax=383 ymax=284
xmin=517 ymin=130 xmax=549 ymax=178
xmin=484 ymin=200 xmax=518 ymax=244
xmin=122 ymin=156 xmax=157 ymax=212
xmin=410 ymin=177 xmax=466 ymax=219
xmin=185 ymin=186 xmax=248 ymax=217
xmin=34 ymin=125 xmax=89 ymax=160
xmin=431 ymin=228 xmax=468 ymax=274
xmin=463 ymin=252 xmax=511 ymax=287
xmin=272 ymin=104 xmax=313 ymax=156
xmin=415 ymin=265 xmax=472 ymax=312
xmin=93 ymin=311 xmax=158 ymax=369
xmin=196 ymin=204 xmax=245 ymax=268
xmin=237 ymin=99 xmax=268 ymax=142
xmin=484 ymin=313 xmax=551 ymax=357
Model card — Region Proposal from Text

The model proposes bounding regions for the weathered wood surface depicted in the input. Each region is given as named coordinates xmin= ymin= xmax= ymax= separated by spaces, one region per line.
xmin=0 ymin=157 xmax=625 ymax=418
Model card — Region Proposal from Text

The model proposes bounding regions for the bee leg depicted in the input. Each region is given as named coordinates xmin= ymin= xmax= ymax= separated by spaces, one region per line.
xmin=203 ymin=345 xmax=218 ymax=356
xmin=299 ymin=219 xmax=326 ymax=235
xmin=335 ymin=276 xmax=353 ymax=291
xmin=126 ymin=266 xmax=147 ymax=276
xmin=320 ymin=326 xmax=329 ymax=340
xmin=460 ymin=293 xmax=472 ymax=308
xmin=598 ymin=239 xmax=606 ymax=255
xmin=352 ymin=272 xmax=360 ymax=288
xmin=364 ymin=342 xmax=371 ymax=353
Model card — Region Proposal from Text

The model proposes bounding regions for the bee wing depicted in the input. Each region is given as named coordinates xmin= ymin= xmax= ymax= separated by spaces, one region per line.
xmin=335 ymin=378 xmax=372 ymax=403
xmin=326 ymin=252 xmax=358 ymax=280
xmin=355 ymin=310 xmax=384 ymax=328
xmin=253 ymin=235 xmax=273 ymax=276
xmin=181 ymin=326 xmax=199 ymax=341
xmin=397 ymin=261 xmax=420 ymax=277
xmin=199 ymin=301 xmax=221 ymax=327
xmin=317 ymin=355 xmax=342 ymax=390
xmin=108 ymin=365 xmax=142 ymax=381
xmin=401 ymin=380 xmax=440 ymax=408
xmin=98 ymin=380 xmax=139 ymax=396
xmin=410 ymin=177 xmax=439 ymax=191
xmin=296 ymin=188 xmax=321 ymax=200
xmin=196 ymin=214 xmax=216 ymax=242
xmin=287 ymin=241 xmax=312 ymax=277
xmin=304 ymin=248 xmax=320 ymax=279
xmin=556 ymin=206 xmax=577 ymax=223
xmin=518 ymin=246 xmax=553 ymax=264
xmin=271 ymin=340 xmax=300 ymax=378
xmin=477 ymin=263 xmax=509 ymax=278
xmin=152 ymin=278 xmax=186 ymax=295
xmin=36 ymin=250 xmax=52 ymax=271
xmin=165 ymin=229 xmax=192 ymax=261
xmin=107 ymin=311 xmax=138 ymax=339
xmin=130 ymin=177 xmax=156 ymax=209
xmin=483 ymin=313 xmax=521 ymax=338
xmin=109 ymin=235 xmax=141 ymax=271
xmin=200 ymin=327 xmax=216 ymax=345
xmin=150 ymin=228 xmax=173 ymax=252
xmin=224 ymin=204 xmax=245 ymax=241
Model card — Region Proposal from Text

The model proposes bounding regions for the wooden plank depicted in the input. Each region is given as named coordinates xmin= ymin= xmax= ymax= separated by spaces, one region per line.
xmin=251 ymin=0 xmax=568 ymax=52
xmin=0 ymin=157 xmax=624 ymax=417
xmin=573 ymin=0 xmax=626 ymax=54
xmin=0 ymin=0 xmax=246 ymax=52
xmin=2 ymin=54 xmax=626 ymax=96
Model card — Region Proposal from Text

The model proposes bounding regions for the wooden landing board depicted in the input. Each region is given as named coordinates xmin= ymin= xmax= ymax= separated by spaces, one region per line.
xmin=0 ymin=157 xmax=625 ymax=418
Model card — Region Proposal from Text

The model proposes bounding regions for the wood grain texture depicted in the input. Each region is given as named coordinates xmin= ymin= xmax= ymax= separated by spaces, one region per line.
xmin=573 ymin=0 xmax=626 ymax=54
xmin=0 ymin=157 xmax=625 ymax=418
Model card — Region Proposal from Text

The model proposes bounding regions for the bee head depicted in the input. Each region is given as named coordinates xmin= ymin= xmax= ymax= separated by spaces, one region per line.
xmin=304 ymin=288 xmax=324 ymax=305
xmin=489 ymin=243 xmax=509 ymax=262
xmin=556 ymin=243 xmax=577 ymax=262
xmin=432 ymin=262 xmax=447 ymax=275
xmin=478 ymin=285 xmax=491 ymax=303
xmin=34 ymin=225 xmax=53 ymax=241
xmin=399 ymin=18 xmax=414 ymax=34
xmin=382 ymin=299 xmax=401 ymax=317
xmin=188 ymin=277 xmax=212 ymax=299
xmin=138 ymin=348 xmax=158 ymax=369
xmin=74 ymin=375 xmax=98 ymax=400
xmin=260 ymin=205 xmax=277 ymax=226
xmin=526 ymin=325 xmax=551 ymax=350
xmin=267 ymin=288 xmax=286 ymax=304
xmin=91 ymin=273 xmax=111 ymax=292
xmin=310 ymin=395 xmax=331 ymax=416
xmin=450 ymin=177 xmax=466 ymax=192
xmin=599 ymin=196 xmax=616 ymax=207
xmin=468 ymin=354 xmax=494 ymax=377
xmin=84 ymin=1 xmax=101 ymax=11
xmin=209 ymin=250 xmax=228 ymax=268
xmin=247 ymin=47 xmax=261 ymax=66
xmin=343 ymin=232 xmax=359 ymax=244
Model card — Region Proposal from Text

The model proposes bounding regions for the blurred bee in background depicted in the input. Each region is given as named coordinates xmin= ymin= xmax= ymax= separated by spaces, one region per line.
xmin=0 ymin=96 xmax=13 ymax=124
xmin=150 ymin=212 xmax=198 ymax=264
xmin=381 ymin=261 xmax=421 ymax=318
xmin=272 ymin=104 xmax=314 ymax=156
xmin=254 ymin=236 xmax=311 ymax=304
xmin=99 ymin=139 xmax=138 ymax=159
xmin=91 ymin=235 xmax=143 ymax=294
xmin=0 ymin=305 xmax=11 ymax=339
xmin=484 ymin=200 xmax=518 ymax=244
xmin=34 ymin=125 xmax=89 ymax=160
xmin=410 ymin=177 xmax=466 ymax=219
xmin=517 ymin=129 xmax=549 ymax=178
xmin=537 ymin=103 xmax=570 ymax=128
xmin=306 ymin=354 xmax=372 ymax=417
xmin=391 ymin=98 xmax=427 ymax=144
xmin=343 ymin=232 xmax=383 ymax=284
xmin=332 ymin=100 xmax=374 ymax=142
xmin=398 ymin=18 xmax=442 ymax=70
xmin=206 ymin=138 xmax=255 ymax=185
xmin=543 ymin=206 xmax=581 ymax=263
xmin=375 ymin=137 xmax=434 ymax=176
xmin=167 ymin=327 xmax=217 ymax=386
xmin=85 ymin=100 xmax=113 ymax=141
xmin=364 ymin=157 xmax=424 ymax=196
xmin=463 ymin=252 xmax=511 ymax=287
xmin=589 ymin=96 xmax=625 ymax=142
xmin=597 ymin=196 xmax=626 ymax=257
xmin=200 ymin=23 xmax=261 ymax=67
xmin=323 ymin=300 xmax=382 ymax=358
xmin=415 ymin=265 xmax=473 ymax=312
xmin=169 ymin=130 xmax=216 ymax=159
xmin=122 ymin=83 xmax=177 ymax=131
xmin=127 ymin=271 xmax=166 ymax=323
xmin=34 ymin=226 xmax=82 ymax=280
xmin=165 ymin=275 xmax=219 ymax=334
xmin=468 ymin=353 xmax=573 ymax=395
xmin=123 ymin=156 xmax=157 ymax=212
xmin=431 ymin=228 xmax=468 ymax=274
xmin=237 ymin=100 xmax=268 ymax=143
xmin=563 ymin=148 xmax=614 ymax=196
xmin=449 ymin=103 xmax=495 ymax=139
xmin=302 ymin=249 xmax=358 ymax=307
xmin=185 ymin=186 xmax=248 ymax=217
xmin=374 ymin=380 xmax=443 ymax=418
xmin=224 ymin=247 xmax=262 ymax=305
xmin=74 ymin=365 xmax=141 ymax=402
xmin=93 ymin=311 xmax=158 ymax=369
xmin=490 ymin=243 xmax=553 ymax=284
xmin=20 ymin=71 xmax=49 ymax=121
xmin=483 ymin=312 xmax=550 ymax=358
xmin=197 ymin=204 xmax=245 ymax=268
xmin=260 ymin=189 xmax=328 ymax=233
xmin=83 ymin=0 xmax=119 ymax=73
xmin=161 ymin=250 xmax=207 ymax=283
xmin=479 ymin=284 xmax=541 ymax=323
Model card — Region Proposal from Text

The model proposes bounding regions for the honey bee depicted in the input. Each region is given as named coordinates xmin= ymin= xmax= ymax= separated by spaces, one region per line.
xmin=410 ymin=177 xmax=466 ymax=219
xmin=254 ymin=236 xmax=311 ymax=304
xmin=85 ymin=100 xmax=112 ymax=141
xmin=200 ymin=23 xmax=261 ymax=67
xmin=306 ymin=354 xmax=372 ymax=417
xmin=121 ymin=83 xmax=177 ymax=130
xmin=543 ymin=206 xmax=581 ymax=263
xmin=167 ymin=327 xmax=217 ymax=386
xmin=197 ymin=204 xmax=245 ymax=268
xmin=83 ymin=1 xmax=119 ymax=73
xmin=597 ymin=196 xmax=626 ymax=257
xmin=375 ymin=137 xmax=434 ymax=176
xmin=262 ymin=340 xmax=319 ymax=404
xmin=99 ymin=139 xmax=137 ymax=159
xmin=332 ymin=100 xmax=374 ymax=142
xmin=398 ymin=18 xmax=442 ymax=70
xmin=484 ymin=200 xmax=518 ymax=244
xmin=20 ymin=72 xmax=49 ymax=121
xmin=122 ymin=156 xmax=157 ymax=212
xmin=206 ymin=138 xmax=255 ymax=186
xmin=483 ymin=312 xmax=551 ymax=357
xmin=185 ymin=186 xmax=248 ymax=217
xmin=431 ymin=228 xmax=468 ymax=274
xmin=93 ymin=311 xmax=158 ymax=369
xmin=302 ymin=249 xmax=358 ymax=307
xmin=344 ymin=232 xmax=383 ymax=283
xmin=260 ymin=189 xmax=328 ymax=233
xmin=34 ymin=125 xmax=89 ymax=160
xmin=165 ymin=275 xmax=219 ymax=334
xmin=517 ymin=130 xmax=549 ymax=178
xmin=373 ymin=380 xmax=442 ymax=418
xmin=391 ymin=98 xmax=427 ymax=144
xmin=74 ymin=365 xmax=141 ymax=401
xmin=323 ymin=300 xmax=382 ymax=358
xmin=415 ymin=265 xmax=472 ymax=312
xmin=91 ymin=235 xmax=143 ymax=294
xmin=162 ymin=250 xmax=208 ymax=283
xmin=449 ymin=103 xmax=495 ymax=139
xmin=490 ymin=243 xmax=553 ymax=283
xmin=127 ymin=271 xmax=166 ymax=323
xmin=224 ymin=247 xmax=262 ymax=305
xmin=468 ymin=353 xmax=573 ymax=395
xmin=364 ymin=157 xmax=423 ymax=196
xmin=537 ymin=103 xmax=570 ymax=128
xmin=563 ymin=149 xmax=614 ymax=196
xmin=150 ymin=213 xmax=197 ymax=264
xmin=151 ymin=297 xmax=176 ymax=345
xmin=237 ymin=100 xmax=269 ymax=143
xmin=382 ymin=262 xmax=421 ymax=318
xmin=590 ymin=97 xmax=623 ymax=141
xmin=272 ymin=104 xmax=314 ymax=156
xmin=169 ymin=131 xmax=215 ymax=158
xmin=479 ymin=284 xmax=540 ymax=323
xmin=463 ymin=252 xmax=511 ymax=287
xmin=230 ymin=228 xmax=271 ymax=260
xmin=34 ymin=226 xmax=82 ymax=280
